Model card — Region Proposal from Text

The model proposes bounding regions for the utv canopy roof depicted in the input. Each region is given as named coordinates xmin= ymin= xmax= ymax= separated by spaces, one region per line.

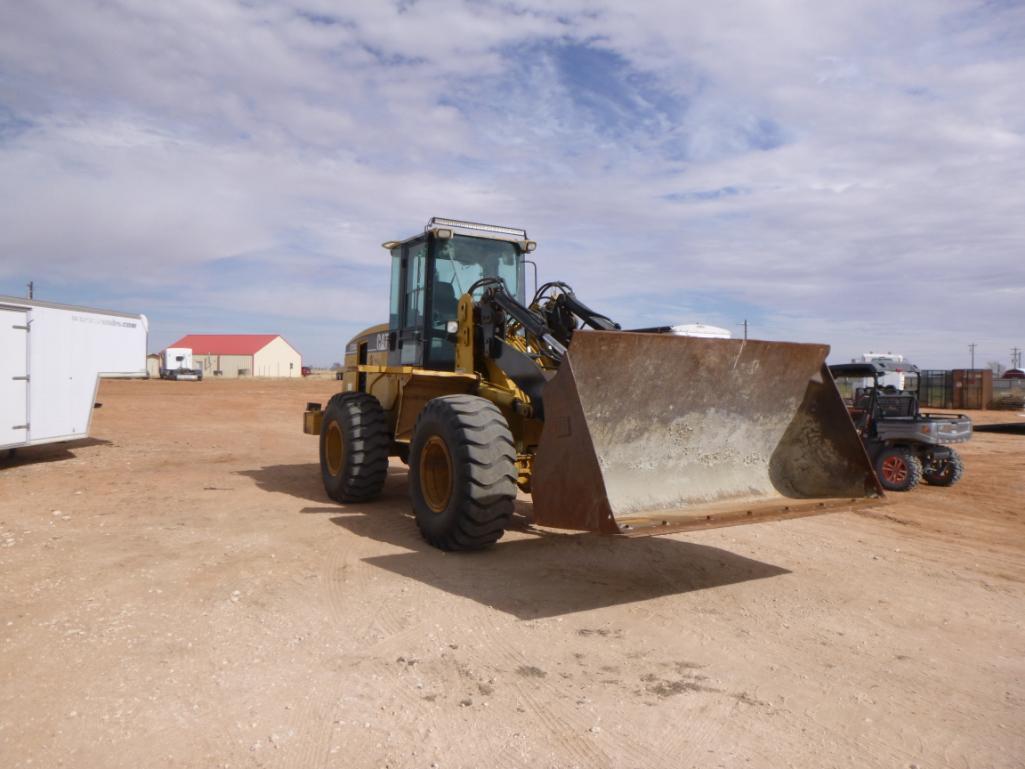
xmin=829 ymin=360 xmax=920 ymax=379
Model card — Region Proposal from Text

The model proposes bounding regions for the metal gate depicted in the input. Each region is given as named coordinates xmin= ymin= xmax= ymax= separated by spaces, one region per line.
xmin=1 ymin=307 xmax=29 ymax=448
xmin=919 ymin=370 xmax=953 ymax=409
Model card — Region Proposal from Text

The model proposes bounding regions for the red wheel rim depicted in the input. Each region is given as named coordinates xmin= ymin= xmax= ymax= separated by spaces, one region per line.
xmin=881 ymin=456 xmax=907 ymax=484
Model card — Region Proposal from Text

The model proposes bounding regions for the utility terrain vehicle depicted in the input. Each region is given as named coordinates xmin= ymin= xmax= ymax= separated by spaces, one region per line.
xmin=830 ymin=361 xmax=972 ymax=491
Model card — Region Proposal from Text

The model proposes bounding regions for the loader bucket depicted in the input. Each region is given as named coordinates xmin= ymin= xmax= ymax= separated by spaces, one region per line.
xmin=531 ymin=331 xmax=882 ymax=536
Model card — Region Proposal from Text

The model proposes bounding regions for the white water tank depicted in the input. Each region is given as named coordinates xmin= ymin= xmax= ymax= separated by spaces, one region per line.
xmin=669 ymin=323 xmax=732 ymax=339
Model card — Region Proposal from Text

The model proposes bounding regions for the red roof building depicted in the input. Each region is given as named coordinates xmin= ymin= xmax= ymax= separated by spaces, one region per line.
xmin=167 ymin=334 xmax=301 ymax=378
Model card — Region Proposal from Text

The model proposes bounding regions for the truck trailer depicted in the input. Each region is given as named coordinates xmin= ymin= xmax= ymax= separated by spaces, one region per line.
xmin=1 ymin=296 xmax=148 ymax=454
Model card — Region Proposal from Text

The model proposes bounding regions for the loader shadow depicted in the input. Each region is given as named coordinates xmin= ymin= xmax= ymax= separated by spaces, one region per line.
xmin=242 ymin=462 xmax=791 ymax=618
xmin=320 ymin=508 xmax=790 ymax=619
xmin=236 ymin=461 xmax=412 ymax=505
xmin=239 ymin=461 xmax=537 ymax=524
xmin=1 ymin=438 xmax=111 ymax=468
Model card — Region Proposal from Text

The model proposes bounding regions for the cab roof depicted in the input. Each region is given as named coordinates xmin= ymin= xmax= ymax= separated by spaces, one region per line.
xmin=382 ymin=217 xmax=529 ymax=249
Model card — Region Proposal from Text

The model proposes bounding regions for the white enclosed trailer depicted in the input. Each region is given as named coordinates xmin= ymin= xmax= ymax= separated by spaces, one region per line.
xmin=1 ymin=296 xmax=148 ymax=452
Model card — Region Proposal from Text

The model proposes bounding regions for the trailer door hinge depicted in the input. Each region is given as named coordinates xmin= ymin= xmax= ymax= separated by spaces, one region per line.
xmin=12 ymin=424 xmax=28 ymax=430
xmin=12 ymin=375 xmax=29 ymax=381
xmin=12 ymin=324 xmax=29 ymax=330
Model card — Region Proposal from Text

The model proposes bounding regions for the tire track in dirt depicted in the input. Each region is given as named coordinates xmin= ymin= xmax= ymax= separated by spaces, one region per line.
xmin=633 ymin=535 xmax=745 ymax=766
xmin=455 ymin=610 xmax=613 ymax=768
xmin=279 ymin=498 xmax=442 ymax=769
xmin=455 ymin=535 xmax=677 ymax=769
xmin=286 ymin=519 xmax=386 ymax=769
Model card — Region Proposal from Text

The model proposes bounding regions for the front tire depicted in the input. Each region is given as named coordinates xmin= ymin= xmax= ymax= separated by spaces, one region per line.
xmin=319 ymin=392 xmax=390 ymax=503
xmin=924 ymin=449 xmax=964 ymax=487
xmin=875 ymin=446 xmax=922 ymax=492
xmin=409 ymin=395 xmax=516 ymax=551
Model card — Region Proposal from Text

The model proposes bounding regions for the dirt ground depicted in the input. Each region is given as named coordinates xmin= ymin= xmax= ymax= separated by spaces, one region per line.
xmin=2 ymin=379 xmax=1023 ymax=769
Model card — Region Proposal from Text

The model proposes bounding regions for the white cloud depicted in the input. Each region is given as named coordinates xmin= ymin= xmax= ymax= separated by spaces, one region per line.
xmin=0 ymin=0 xmax=1022 ymax=367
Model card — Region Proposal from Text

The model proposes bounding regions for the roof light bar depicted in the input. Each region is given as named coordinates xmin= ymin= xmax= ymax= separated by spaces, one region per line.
xmin=427 ymin=216 xmax=527 ymax=240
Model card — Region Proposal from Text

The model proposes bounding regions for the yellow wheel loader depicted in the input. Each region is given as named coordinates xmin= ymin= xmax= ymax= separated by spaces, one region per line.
xmin=303 ymin=217 xmax=882 ymax=550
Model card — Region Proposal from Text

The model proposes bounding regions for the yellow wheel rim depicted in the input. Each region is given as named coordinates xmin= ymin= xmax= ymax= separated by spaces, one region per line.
xmin=420 ymin=435 xmax=453 ymax=513
xmin=326 ymin=421 xmax=345 ymax=477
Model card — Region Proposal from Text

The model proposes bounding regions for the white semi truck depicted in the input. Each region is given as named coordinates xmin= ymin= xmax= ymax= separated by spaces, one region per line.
xmin=860 ymin=352 xmax=911 ymax=390
xmin=1 ymin=296 xmax=148 ymax=455
xmin=159 ymin=347 xmax=202 ymax=381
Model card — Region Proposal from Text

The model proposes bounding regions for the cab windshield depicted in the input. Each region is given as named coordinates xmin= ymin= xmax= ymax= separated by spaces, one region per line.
xmin=429 ymin=235 xmax=523 ymax=367
xmin=433 ymin=235 xmax=522 ymax=302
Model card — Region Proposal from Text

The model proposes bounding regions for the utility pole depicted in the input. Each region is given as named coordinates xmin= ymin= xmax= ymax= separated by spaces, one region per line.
xmin=969 ymin=342 xmax=976 ymax=370
xmin=1013 ymin=347 xmax=1022 ymax=369
xmin=27 ymin=281 xmax=33 ymax=299
xmin=742 ymin=319 xmax=748 ymax=340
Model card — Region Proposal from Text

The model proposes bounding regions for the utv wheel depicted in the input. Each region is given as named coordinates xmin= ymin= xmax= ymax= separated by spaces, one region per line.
xmin=875 ymin=447 xmax=922 ymax=492
xmin=319 ymin=392 xmax=390 ymax=503
xmin=924 ymin=449 xmax=964 ymax=487
xmin=409 ymin=395 xmax=516 ymax=551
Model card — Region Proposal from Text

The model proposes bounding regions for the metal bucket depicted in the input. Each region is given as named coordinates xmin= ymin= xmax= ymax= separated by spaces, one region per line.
xmin=531 ymin=331 xmax=882 ymax=535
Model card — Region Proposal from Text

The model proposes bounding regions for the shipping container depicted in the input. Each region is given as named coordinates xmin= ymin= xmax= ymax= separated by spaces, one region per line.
xmin=951 ymin=368 xmax=993 ymax=410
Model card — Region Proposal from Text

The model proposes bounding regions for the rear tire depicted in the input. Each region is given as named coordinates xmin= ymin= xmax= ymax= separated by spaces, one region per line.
xmin=924 ymin=449 xmax=964 ymax=487
xmin=409 ymin=395 xmax=516 ymax=551
xmin=875 ymin=446 xmax=922 ymax=492
xmin=319 ymin=392 xmax=390 ymax=503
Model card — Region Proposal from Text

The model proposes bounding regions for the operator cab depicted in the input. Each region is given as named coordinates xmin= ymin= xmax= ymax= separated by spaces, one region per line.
xmin=382 ymin=217 xmax=535 ymax=371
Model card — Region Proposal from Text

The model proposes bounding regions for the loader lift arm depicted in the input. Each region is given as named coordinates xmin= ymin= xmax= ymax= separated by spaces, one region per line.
xmin=471 ymin=277 xmax=622 ymax=365
xmin=528 ymin=281 xmax=618 ymax=349
xmin=471 ymin=277 xmax=567 ymax=362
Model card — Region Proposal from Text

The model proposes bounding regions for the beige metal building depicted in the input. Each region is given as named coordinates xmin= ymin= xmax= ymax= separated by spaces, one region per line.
xmin=167 ymin=334 xmax=302 ymax=378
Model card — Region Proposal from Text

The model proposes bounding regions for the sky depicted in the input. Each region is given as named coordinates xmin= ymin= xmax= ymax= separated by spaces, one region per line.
xmin=0 ymin=0 xmax=1023 ymax=369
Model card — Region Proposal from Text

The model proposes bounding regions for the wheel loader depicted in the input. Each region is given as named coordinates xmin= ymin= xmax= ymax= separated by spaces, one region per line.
xmin=303 ymin=217 xmax=882 ymax=550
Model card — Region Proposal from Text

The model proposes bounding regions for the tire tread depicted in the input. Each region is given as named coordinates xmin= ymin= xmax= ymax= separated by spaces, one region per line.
xmin=924 ymin=448 xmax=964 ymax=486
xmin=411 ymin=395 xmax=516 ymax=551
xmin=320 ymin=392 xmax=390 ymax=503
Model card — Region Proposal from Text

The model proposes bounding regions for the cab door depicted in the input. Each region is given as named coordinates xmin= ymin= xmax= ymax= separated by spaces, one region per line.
xmin=389 ymin=238 xmax=428 ymax=367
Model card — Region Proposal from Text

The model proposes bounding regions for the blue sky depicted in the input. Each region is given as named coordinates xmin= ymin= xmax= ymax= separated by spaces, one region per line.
xmin=0 ymin=1 xmax=1023 ymax=368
